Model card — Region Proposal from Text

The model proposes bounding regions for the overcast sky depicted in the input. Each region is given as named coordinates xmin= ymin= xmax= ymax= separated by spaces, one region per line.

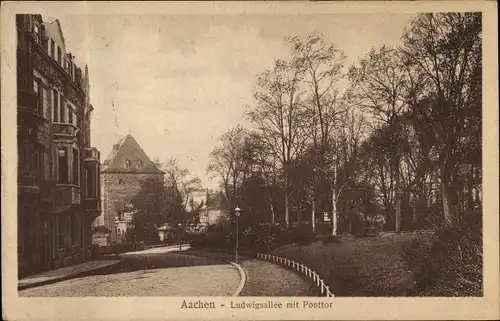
xmin=55 ymin=13 xmax=415 ymax=189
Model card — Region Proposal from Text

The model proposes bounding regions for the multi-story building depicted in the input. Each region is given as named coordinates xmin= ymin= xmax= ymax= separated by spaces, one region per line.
xmin=95 ymin=134 xmax=164 ymax=244
xmin=17 ymin=14 xmax=101 ymax=277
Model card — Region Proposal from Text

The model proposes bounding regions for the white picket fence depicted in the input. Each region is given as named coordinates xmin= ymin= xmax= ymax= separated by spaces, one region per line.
xmin=256 ymin=252 xmax=335 ymax=297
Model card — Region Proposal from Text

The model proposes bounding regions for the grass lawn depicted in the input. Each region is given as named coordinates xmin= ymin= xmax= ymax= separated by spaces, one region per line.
xmin=273 ymin=232 xmax=432 ymax=296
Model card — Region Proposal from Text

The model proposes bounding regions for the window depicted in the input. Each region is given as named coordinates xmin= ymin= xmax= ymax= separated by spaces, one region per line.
xmin=65 ymin=59 xmax=70 ymax=72
xmin=53 ymin=90 xmax=59 ymax=122
xmin=85 ymin=167 xmax=95 ymax=198
xmin=72 ymin=148 xmax=79 ymax=185
xmin=50 ymin=39 xmax=55 ymax=58
xmin=60 ymin=99 xmax=65 ymax=122
xmin=33 ymin=80 xmax=43 ymax=114
xmin=124 ymin=159 xmax=131 ymax=169
xmin=33 ymin=23 xmax=40 ymax=44
xmin=68 ymin=106 xmax=73 ymax=124
xmin=57 ymin=46 xmax=62 ymax=64
xmin=137 ymin=160 xmax=143 ymax=169
xmin=58 ymin=147 xmax=68 ymax=183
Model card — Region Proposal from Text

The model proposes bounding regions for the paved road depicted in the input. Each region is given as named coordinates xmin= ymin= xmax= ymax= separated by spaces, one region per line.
xmin=185 ymin=250 xmax=317 ymax=296
xmin=19 ymin=252 xmax=240 ymax=297
xmin=239 ymin=259 xmax=317 ymax=296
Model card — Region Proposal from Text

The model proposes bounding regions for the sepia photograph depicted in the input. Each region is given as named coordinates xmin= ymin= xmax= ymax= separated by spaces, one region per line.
xmin=2 ymin=1 xmax=499 ymax=320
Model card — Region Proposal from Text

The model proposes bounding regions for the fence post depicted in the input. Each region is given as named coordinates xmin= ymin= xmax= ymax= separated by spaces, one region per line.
xmin=320 ymin=280 xmax=324 ymax=295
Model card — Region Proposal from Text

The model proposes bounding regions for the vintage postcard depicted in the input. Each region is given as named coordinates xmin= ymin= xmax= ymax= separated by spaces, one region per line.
xmin=1 ymin=1 xmax=498 ymax=320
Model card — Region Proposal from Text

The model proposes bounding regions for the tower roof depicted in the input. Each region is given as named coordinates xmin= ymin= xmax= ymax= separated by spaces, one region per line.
xmin=101 ymin=134 xmax=164 ymax=174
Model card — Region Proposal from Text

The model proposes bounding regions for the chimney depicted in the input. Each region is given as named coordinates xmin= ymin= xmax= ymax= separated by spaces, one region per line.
xmin=113 ymin=144 xmax=120 ymax=151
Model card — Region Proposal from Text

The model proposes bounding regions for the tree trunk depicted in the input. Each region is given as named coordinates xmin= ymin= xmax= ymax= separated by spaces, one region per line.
xmin=284 ymin=193 xmax=290 ymax=228
xmin=269 ymin=201 xmax=275 ymax=225
xmin=311 ymin=197 xmax=316 ymax=233
xmin=297 ymin=204 xmax=302 ymax=225
xmin=332 ymin=189 xmax=338 ymax=236
xmin=441 ymin=177 xmax=455 ymax=227
xmin=395 ymin=157 xmax=401 ymax=233
xmin=412 ymin=194 xmax=417 ymax=231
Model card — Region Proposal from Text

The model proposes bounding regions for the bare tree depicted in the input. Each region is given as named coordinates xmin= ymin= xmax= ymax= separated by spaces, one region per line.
xmin=162 ymin=157 xmax=201 ymax=222
xmin=347 ymin=45 xmax=408 ymax=232
xmin=247 ymin=59 xmax=309 ymax=228
xmin=289 ymin=33 xmax=349 ymax=234
xmin=207 ymin=125 xmax=247 ymax=210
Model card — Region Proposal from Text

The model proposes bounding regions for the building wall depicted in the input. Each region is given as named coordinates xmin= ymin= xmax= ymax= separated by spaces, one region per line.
xmin=99 ymin=172 xmax=164 ymax=243
xmin=17 ymin=14 xmax=101 ymax=277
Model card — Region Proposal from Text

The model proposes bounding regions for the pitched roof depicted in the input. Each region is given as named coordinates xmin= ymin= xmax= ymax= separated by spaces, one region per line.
xmin=101 ymin=134 xmax=164 ymax=174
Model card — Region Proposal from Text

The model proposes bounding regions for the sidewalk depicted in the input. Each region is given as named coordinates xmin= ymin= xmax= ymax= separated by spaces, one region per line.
xmin=18 ymin=259 xmax=120 ymax=290
xmin=120 ymin=243 xmax=190 ymax=256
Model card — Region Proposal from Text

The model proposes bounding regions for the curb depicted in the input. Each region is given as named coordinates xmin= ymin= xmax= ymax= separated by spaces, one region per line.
xmin=174 ymin=250 xmax=247 ymax=297
xmin=229 ymin=261 xmax=247 ymax=297
xmin=18 ymin=260 xmax=121 ymax=291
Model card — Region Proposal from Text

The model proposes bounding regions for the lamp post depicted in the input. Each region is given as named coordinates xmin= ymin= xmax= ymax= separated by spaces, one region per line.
xmin=234 ymin=207 xmax=241 ymax=264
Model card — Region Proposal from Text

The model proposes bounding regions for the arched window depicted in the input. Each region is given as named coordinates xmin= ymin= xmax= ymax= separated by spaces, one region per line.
xmin=137 ymin=160 xmax=143 ymax=169
xmin=124 ymin=159 xmax=131 ymax=169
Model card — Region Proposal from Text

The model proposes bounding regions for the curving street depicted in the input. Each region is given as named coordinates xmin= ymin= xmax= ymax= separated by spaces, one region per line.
xmin=19 ymin=248 xmax=317 ymax=297
xmin=19 ymin=251 xmax=241 ymax=297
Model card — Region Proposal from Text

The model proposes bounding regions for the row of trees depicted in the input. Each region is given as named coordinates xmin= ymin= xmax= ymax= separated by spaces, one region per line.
xmin=207 ymin=13 xmax=482 ymax=235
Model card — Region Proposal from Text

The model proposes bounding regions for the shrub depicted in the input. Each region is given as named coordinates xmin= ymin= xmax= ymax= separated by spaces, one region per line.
xmin=240 ymin=224 xmax=288 ymax=252
xmin=290 ymin=224 xmax=316 ymax=246
xmin=317 ymin=234 xmax=341 ymax=244
xmin=402 ymin=211 xmax=482 ymax=296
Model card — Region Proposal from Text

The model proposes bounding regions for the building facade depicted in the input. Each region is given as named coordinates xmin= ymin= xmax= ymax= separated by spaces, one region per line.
xmin=17 ymin=15 xmax=101 ymax=277
xmin=95 ymin=134 xmax=164 ymax=244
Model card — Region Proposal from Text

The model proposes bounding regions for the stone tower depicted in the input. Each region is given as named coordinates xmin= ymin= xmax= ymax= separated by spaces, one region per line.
xmin=94 ymin=134 xmax=164 ymax=243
